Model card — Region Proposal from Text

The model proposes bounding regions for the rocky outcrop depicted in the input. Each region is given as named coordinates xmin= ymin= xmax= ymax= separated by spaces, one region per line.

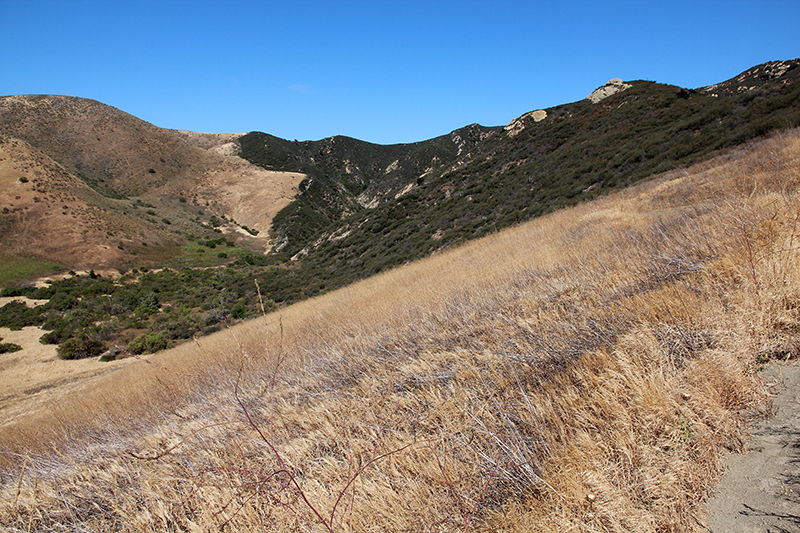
xmin=586 ymin=78 xmax=632 ymax=104
xmin=504 ymin=109 xmax=547 ymax=137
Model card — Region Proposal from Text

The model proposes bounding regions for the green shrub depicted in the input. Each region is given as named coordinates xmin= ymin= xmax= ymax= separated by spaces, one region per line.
xmin=0 ymin=286 xmax=36 ymax=297
xmin=0 ymin=343 xmax=22 ymax=354
xmin=0 ymin=300 xmax=45 ymax=329
xmin=230 ymin=302 xmax=247 ymax=319
xmin=57 ymin=337 xmax=105 ymax=360
xmin=49 ymin=291 xmax=76 ymax=311
xmin=39 ymin=325 xmax=71 ymax=345
xmin=128 ymin=332 xmax=170 ymax=355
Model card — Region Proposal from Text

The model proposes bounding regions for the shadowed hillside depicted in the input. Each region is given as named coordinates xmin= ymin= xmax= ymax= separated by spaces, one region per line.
xmin=240 ymin=60 xmax=800 ymax=276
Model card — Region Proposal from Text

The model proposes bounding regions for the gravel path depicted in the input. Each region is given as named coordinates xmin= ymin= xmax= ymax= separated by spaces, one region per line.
xmin=704 ymin=361 xmax=800 ymax=532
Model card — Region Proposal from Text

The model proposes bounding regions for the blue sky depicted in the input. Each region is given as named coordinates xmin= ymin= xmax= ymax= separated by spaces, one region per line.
xmin=3 ymin=1 xmax=799 ymax=144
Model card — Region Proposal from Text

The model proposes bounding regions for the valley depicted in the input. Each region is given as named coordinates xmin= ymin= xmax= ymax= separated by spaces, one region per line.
xmin=2 ymin=60 xmax=800 ymax=362
xmin=0 ymin=59 xmax=799 ymax=530
xmin=1 ymin=127 xmax=799 ymax=530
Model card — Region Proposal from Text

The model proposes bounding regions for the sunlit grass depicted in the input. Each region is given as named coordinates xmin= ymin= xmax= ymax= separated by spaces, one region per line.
xmin=2 ymin=129 xmax=799 ymax=531
xmin=0 ymin=255 xmax=63 ymax=285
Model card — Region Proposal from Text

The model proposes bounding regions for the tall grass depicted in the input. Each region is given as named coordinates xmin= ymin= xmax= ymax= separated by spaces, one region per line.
xmin=2 ymin=129 xmax=800 ymax=531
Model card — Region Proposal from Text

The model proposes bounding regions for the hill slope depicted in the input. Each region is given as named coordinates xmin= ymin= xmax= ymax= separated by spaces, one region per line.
xmin=237 ymin=59 xmax=800 ymax=290
xmin=0 ymin=134 xmax=136 ymax=267
xmin=0 ymin=95 xmax=305 ymax=267
xmin=2 ymin=126 xmax=799 ymax=531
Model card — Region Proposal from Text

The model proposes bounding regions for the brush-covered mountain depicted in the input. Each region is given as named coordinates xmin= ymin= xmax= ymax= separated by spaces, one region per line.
xmin=240 ymin=58 xmax=800 ymax=273
xmin=1 ymin=59 xmax=799 ymax=357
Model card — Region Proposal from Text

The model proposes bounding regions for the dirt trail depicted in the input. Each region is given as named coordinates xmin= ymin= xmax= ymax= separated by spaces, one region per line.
xmin=704 ymin=361 xmax=800 ymax=532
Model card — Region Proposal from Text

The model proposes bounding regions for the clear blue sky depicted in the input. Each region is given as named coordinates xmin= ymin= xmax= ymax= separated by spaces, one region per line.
xmin=2 ymin=0 xmax=798 ymax=144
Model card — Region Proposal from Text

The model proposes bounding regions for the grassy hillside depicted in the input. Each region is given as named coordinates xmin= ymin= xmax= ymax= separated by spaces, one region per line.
xmin=0 ymin=96 xmax=304 ymax=270
xmin=2 ymin=128 xmax=799 ymax=531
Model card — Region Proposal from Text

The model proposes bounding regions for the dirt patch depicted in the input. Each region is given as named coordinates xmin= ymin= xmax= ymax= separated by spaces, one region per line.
xmin=0 ymin=296 xmax=47 ymax=307
xmin=704 ymin=360 xmax=800 ymax=531
xmin=194 ymin=161 xmax=304 ymax=249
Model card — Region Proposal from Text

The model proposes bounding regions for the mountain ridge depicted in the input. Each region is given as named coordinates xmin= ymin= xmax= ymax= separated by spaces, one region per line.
xmin=238 ymin=65 xmax=800 ymax=269
xmin=1 ymin=59 xmax=798 ymax=276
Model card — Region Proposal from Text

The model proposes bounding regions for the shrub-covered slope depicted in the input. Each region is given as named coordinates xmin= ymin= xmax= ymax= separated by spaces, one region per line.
xmin=238 ymin=123 xmax=497 ymax=250
xmin=241 ymin=59 xmax=800 ymax=282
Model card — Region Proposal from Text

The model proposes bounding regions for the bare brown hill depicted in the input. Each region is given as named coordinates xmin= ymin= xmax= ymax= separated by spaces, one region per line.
xmin=0 ymin=95 xmax=304 ymax=268
xmin=165 ymin=130 xmax=243 ymax=152
xmin=0 ymin=134 xmax=137 ymax=268
xmin=0 ymin=95 xmax=199 ymax=195
xmin=0 ymin=95 xmax=229 ymax=196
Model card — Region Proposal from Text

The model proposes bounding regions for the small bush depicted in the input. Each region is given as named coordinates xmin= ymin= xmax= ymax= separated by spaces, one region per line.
xmin=0 ymin=342 xmax=22 ymax=354
xmin=39 ymin=325 xmax=71 ymax=345
xmin=230 ymin=302 xmax=246 ymax=319
xmin=0 ymin=286 xmax=36 ymax=297
xmin=57 ymin=337 xmax=106 ymax=360
xmin=128 ymin=332 xmax=170 ymax=355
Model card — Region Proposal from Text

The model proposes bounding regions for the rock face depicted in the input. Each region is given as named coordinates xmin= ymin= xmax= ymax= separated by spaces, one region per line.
xmin=586 ymin=78 xmax=632 ymax=103
xmin=504 ymin=109 xmax=547 ymax=137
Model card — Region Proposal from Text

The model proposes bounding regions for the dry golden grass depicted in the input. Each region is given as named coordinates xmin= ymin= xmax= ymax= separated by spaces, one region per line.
xmin=2 ymin=129 xmax=800 ymax=531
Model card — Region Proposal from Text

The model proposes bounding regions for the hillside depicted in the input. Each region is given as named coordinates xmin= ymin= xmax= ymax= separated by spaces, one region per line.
xmin=1 ymin=127 xmax=799 ymax=531
xmin=0 ymin=95 xmax=305 ymax=268
xmin=700 ymin=58 xmax=800 ymax=96
xmin=239 ymin=60 xmax=800 ymax=274
xmin=0 ymin=134 xmax=132 ymax=267
xmin=1 ymin=59 xmax=800 ymax=360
